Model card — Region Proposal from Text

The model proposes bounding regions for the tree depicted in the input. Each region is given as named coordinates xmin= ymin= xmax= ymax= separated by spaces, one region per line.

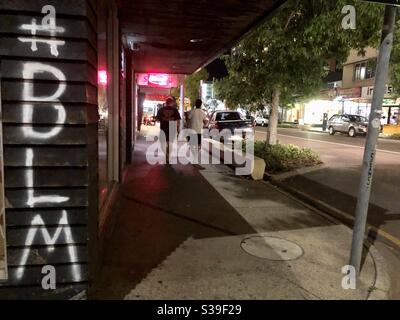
xmin=171 ymin=69 xmax=209 ymax=107
xmin=389 ymin=15 xmax=400 ymax=100
xmin=216 ymin=0 xmax=383 ymax=145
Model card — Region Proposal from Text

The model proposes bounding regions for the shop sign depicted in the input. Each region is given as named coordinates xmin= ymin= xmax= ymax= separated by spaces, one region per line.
xmin=338 ymin=87 xmax=361 ymax=99
xmin=361 ymin=85 xmax=394 ymax=98
xmin=146 ymin=94 xmax=170 ymax=101
xmin=137 ymin=73 xmax=179 ymax=88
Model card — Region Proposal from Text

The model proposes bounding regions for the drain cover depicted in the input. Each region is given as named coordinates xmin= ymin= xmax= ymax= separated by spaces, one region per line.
xmin=241 ymin=236 xmax=303 ymax=261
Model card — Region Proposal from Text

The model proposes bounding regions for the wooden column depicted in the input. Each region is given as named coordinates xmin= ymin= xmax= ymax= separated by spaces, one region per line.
xmin=126 ymin=50 xmax=133 ymax=164
xmin=0 ymin=0 xmax=98 ymax=299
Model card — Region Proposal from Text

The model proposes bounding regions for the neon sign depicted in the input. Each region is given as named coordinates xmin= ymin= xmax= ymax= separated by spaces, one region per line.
xmin=98 ymin=70 xmax=108 ymax=85
xmin=137 ymin=73 xmax=178 ymax=88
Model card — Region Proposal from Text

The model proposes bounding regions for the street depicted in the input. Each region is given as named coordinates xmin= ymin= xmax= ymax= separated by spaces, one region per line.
xmin=255 ymin=127 xmax=400 ymax=247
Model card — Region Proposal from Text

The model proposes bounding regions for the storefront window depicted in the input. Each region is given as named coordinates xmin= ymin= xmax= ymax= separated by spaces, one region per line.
xmin=98 ymin=0 xmax=109 ymax=207
xmin=390 ymin=107 xmax=400 ymax=125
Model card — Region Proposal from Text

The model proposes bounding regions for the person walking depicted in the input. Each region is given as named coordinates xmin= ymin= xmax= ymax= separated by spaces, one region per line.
xmin=156 ymin=97 xmax=181 ymax=163
xmin=188 ymin=99 xmax=207 ymax=149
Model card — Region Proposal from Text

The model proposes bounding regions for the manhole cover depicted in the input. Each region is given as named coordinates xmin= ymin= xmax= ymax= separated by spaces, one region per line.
xmin=241 ymin=236 xmax=303 ymax=261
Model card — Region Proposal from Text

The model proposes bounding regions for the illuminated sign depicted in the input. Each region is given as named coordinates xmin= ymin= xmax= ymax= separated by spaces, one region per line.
xmin=149 ymin=74 xmax=169 ymax=86
xmin=137 ymin=73 xmax=178 ymax=88
xmin=146 ymin=94 xmax=170 ymax=101
xmin=98 ymin=70 xmax=108 ymax=85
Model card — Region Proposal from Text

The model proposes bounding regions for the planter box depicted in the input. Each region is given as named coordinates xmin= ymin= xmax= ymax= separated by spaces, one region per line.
xmin=383 ymin=125 xmax=400 ymax=135
xmin=205 ymin=139 xmax=266 ymax=180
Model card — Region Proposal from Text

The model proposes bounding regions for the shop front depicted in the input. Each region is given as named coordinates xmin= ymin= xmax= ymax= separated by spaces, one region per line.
xmin=357 ymin=85 xmax=400 ymax=133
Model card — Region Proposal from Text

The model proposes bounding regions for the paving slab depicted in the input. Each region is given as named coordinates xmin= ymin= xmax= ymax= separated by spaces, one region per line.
xmin=124 ymin=225 xmax=377 ymax=300
xmin=93 ymin=127 xmax=390 ymax=300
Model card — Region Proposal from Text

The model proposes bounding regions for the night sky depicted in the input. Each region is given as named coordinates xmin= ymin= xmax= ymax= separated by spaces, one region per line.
xmin=205 ymin=57 xmax=228 ymax=81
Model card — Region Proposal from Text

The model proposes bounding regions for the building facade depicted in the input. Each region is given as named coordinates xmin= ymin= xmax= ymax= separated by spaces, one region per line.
xmin=201 ymin=81 xmax=215 ymax=102
xmin=0 ymin=0 xmax=286 ymax=300
xmin=284 ymin=48 xmax=400 ymax=130
xmin=342 ymin=48 xmax=399 ymax=127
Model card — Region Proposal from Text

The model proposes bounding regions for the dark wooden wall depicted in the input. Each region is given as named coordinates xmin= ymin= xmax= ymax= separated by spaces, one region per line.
xmin=125 ymin=50 xmax=133 ymax=164
xmin=0 ymin=0 xmax=98 ymax=299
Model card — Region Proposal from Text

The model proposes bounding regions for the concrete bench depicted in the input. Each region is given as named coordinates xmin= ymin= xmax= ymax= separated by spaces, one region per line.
xmin=204 ymin=138 xmax=266 ymax=180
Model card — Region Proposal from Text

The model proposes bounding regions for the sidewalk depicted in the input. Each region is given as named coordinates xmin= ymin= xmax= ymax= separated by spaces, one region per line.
xmin=91 ymin=127 xmax=390 ymax=300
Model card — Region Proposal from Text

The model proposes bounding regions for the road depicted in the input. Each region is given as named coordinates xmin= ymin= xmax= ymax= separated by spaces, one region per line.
xmin=255 ymin=127 xmax=400 ymax=248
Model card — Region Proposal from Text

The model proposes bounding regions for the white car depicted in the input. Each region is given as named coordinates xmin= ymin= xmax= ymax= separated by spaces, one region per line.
xmin=254 ymin=116 xmax=269 ymax=127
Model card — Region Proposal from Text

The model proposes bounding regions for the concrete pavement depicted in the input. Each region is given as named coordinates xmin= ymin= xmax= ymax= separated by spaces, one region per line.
xmin=91 ymin=126 xmax=391 ymax=300
xmin=255 ymin=126 xmax=400 ymax=297
xmin=255 ymin=127 xmax=400 ymax=244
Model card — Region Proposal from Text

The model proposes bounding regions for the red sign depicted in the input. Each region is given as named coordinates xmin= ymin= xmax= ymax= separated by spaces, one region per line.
xmin=137 ymin=73 xmax=178 ymax=88
xmin=98 ymin=70 xmax=108 ymax=85
xmin=338 ymin=87 xmax=361 ymax=99
xmin=146 ymin=94 xmax=170 ymax=101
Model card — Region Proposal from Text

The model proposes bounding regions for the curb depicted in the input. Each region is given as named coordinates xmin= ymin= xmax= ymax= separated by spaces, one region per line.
xmin=271 ymin=182 xmax=392 ymax=300
xmin=265 ymin=164 xmax=326 ymax=181
xmin=366 ymin=244 xmax=391 ymax=300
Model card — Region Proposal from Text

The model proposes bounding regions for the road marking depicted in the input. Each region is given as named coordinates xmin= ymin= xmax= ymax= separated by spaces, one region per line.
xmin=323 ymin=204 xmax=400 ymax=249
xmin=255 ymin=131 xmax=400 ymax=156
xmin=274 ymin=183 xmax=400 ymax=250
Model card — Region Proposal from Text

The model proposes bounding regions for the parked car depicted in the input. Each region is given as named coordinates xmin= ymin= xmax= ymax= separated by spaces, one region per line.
xmin=208 ymin=111 xmax=254 ymax=139
xmin=254 ymin=116 xmax=269 ymax=127
xmin=327 ymin=114 xmax=368 ymax=137
xmin=246 ymin=115 xmax=256 ymax=126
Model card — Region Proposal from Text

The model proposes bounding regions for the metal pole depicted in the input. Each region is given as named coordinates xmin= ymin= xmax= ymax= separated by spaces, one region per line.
xmin=350 ymin=5 xmax=397 ymax=274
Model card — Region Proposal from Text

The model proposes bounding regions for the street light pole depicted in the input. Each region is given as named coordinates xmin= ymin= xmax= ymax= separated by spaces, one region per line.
xmin=349 ymin=4 xmax=397 ymax=274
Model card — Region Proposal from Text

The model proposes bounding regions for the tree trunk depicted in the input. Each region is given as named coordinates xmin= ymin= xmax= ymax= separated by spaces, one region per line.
xmin=267 ymin=87 xmax=280 ymax=145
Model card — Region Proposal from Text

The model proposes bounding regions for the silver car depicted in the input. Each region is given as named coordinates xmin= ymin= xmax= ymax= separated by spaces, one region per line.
xmin=327 ymin=114 xmax=368 ymax=137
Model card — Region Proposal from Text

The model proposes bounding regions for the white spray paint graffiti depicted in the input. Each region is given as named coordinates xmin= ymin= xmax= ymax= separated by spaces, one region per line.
xmin=18 ymin=5 xmax=65 ymax=57
xmin=22 ymin=63 xmax=67 ymax=139
xmin=25 ymin=148 xmax=69 ymax=208
xmin=16 ymin=211 xmax=81 ymax=281
xmin=14 ymin=7 xmax=81 ymax=283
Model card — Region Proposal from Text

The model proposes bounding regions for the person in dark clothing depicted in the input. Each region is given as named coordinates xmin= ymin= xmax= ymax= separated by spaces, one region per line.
xmin=156 ymin=97 xmax=181 ymax=163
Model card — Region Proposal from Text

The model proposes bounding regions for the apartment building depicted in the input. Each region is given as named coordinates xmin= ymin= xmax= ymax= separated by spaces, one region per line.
xmin=342 ymin=48 xmax=399 ymax=125
xmin=284 ymin=48 xmax=400 ymax=129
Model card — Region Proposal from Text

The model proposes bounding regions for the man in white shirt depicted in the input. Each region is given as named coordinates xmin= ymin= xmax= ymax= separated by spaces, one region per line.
xmin=188 ymin=99 xmax=207 ymax=149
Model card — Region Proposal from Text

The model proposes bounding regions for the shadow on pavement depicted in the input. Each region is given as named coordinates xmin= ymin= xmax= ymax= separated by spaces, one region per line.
xmin=282 ymin=174 xmax=400 ymax=269
xmin=91 ymin=137 xmax=258 ymax=299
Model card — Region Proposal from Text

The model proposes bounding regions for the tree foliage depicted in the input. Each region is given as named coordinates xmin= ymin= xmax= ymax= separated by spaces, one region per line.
xmin=390 ymin=15 xmax=400 ymax=95
xmin=171 ymin=69 xmax=209 ymax=107
xmin=215 ymin=0 xmax=384 ymax=144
